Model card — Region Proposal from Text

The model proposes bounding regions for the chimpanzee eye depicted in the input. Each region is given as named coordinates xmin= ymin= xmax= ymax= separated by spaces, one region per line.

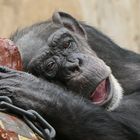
xmin=47 ymin=61 xmax=55 ymax=70
xmin=63 ymin=40 xmax=73 ymax=49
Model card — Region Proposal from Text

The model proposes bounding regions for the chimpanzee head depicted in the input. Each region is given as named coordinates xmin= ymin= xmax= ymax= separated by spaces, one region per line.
xmin=11 ymin=12 xmax=123 ymax=111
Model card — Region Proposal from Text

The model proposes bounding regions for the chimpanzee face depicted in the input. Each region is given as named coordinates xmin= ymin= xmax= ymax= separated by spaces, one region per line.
xmin=11 ymin=12 xmax=123 ymax=111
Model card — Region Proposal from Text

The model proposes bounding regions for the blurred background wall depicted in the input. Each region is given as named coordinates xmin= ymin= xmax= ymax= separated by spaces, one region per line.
xmin=0 ymin=0 xmax=140 ymax=52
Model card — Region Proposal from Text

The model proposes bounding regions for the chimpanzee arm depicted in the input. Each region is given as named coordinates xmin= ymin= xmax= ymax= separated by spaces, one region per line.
xmin=0 ymin=67 xmax=132 ymax=140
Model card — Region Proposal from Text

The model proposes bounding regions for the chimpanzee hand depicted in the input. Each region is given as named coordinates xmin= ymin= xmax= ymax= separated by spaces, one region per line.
xmin=0 ymin=66 xmax=53 ymax=111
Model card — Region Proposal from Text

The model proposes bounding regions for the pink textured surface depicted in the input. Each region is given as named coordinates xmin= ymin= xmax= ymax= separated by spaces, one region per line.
xmin=0 ymin=38 xmax=23 ymax=71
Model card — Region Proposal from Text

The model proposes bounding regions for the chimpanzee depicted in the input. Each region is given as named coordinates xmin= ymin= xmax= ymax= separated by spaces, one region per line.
xmin=0 ymin=12 xmax=139 ymax=140
xmin=11 ymin=12 xmax=123 ymax=111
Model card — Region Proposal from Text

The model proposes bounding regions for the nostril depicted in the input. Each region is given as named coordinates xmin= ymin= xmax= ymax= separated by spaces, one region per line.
xmin=78 ymin=58 xmax=83 ymax=66
xmin=69 ymin=64 xmax=80 ymax=72
xmin=66 ymin=61 xmax=80 ymax=72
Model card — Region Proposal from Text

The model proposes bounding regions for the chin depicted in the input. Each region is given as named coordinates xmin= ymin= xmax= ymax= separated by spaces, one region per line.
xmin=107 ymin=74 xmax=123 ymax=111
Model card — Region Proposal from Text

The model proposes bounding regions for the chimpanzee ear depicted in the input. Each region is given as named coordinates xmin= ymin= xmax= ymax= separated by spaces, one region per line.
xmin=52 ymin=12 xmax=87 ymax=39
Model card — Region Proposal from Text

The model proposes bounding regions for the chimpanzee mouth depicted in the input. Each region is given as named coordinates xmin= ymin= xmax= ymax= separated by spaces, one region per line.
xmin=90 ymin=77 xmax=112 ymax=105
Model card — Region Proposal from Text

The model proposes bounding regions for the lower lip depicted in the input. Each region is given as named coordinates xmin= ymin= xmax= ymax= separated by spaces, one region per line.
xmin=90 ymin=77 xmax=111 ymax=105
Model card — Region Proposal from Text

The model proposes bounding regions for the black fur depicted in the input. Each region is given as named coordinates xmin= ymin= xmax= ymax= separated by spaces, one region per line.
xmin=0 ymin=12 xmax=138 ymax=140
xmin=0 ymin=67 xmax=138 ymax=140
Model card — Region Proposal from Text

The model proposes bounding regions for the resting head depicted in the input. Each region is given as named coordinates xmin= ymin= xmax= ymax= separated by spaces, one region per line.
xmin=11 ymin=12 xmax=123 ymax=111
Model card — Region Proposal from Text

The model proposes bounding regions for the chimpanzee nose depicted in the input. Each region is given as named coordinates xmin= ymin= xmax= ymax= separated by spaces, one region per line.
xmin=65 ymin=59 xmax=80 ymax=73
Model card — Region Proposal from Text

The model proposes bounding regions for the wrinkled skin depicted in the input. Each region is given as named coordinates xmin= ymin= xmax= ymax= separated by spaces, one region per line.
xmin=12 ymin=12 xmax=123 ymax=110
xmin=0 ymin=12 xmax=139 ymax=140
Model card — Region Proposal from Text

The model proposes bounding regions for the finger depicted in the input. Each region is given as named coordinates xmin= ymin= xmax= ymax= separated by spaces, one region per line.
xmin=0 ymin=66 xmax=12 ymax=73
xmin=0 ymin=66 xmax=20 ymax=79
xmin=0 ymin=71 xmax=16 ymax=79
